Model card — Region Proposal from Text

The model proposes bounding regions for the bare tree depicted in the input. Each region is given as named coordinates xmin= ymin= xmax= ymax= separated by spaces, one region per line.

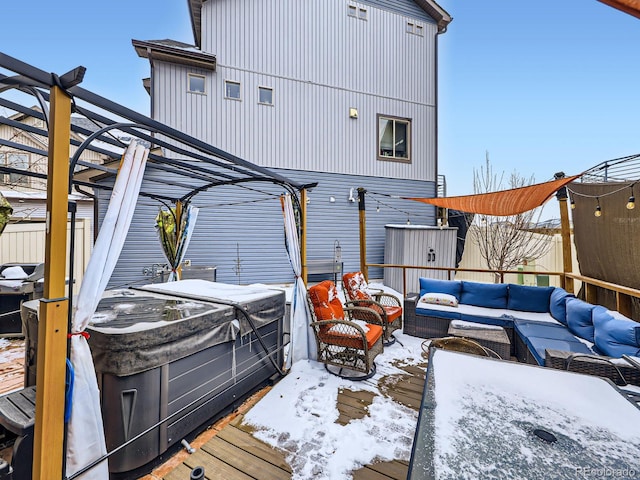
xmin=468 ymin=153 xmax=553 ymax=282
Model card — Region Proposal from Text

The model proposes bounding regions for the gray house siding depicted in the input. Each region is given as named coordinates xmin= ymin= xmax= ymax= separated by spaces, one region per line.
xmin=119 ymin=0 xmax=445 ymax=288
xmin=101 ymin=169 xmax=435 ymax=288
xmin=153 ymin=59 xmax=436 ymax=182
xmin=359 ymin=0 xmax=434 ymax=21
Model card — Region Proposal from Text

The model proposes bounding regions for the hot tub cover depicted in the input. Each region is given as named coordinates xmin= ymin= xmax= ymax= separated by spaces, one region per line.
xmin=136 ymin=279 xmax=286 ymax=335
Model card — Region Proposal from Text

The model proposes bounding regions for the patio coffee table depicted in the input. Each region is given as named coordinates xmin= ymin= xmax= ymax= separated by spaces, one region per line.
xmin=408 ymin=350 xmax=640 ymax=480
xmin=447 ymin=320 xmax=511 ymax=359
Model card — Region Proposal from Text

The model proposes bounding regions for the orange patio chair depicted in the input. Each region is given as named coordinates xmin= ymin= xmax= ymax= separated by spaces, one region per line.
xmin=342 ymin=272 xmax=403 ymax=345
xmin=306 ymin=280 xmax=384 ymax=380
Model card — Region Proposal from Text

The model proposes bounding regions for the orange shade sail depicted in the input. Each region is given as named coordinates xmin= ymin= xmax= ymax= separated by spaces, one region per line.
xmin=404 ymin=175 xmax=581 ymax=216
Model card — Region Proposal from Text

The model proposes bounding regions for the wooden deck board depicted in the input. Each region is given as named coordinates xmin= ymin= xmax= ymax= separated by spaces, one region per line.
xmin=201 ymin=436 xmax=290 ymax=480
xmin=157 ymin=359 xmax=426 ymax=480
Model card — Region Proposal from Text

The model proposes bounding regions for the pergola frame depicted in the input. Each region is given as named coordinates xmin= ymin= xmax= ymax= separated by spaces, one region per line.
xmin=0 ymin=51 xmax=314 ymax=479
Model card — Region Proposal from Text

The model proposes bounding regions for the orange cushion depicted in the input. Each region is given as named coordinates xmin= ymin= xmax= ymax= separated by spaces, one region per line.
xmin=384 ymin=306 xmax=402 ymax=323
xmin=308 ymin=281 xmax=344 ymax=322
xmin=319 ymin=323 xmax=383 ymax=350
xmin=343 ymin=272 xmax=372 ymax=302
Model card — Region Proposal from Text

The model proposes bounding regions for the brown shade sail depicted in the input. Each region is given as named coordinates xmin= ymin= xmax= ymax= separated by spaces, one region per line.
xmin=598 ymin=0 xmax=640 ymax=19
xmin=404 ymin=175 xmax=581 ymax=216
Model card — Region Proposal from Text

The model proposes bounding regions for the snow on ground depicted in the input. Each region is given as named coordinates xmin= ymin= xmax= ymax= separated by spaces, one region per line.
xmin=243 ymin=330 xmax=428 ymax=480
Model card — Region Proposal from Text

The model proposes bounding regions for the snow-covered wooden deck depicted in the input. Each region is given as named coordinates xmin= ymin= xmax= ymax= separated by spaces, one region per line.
xmin=144 ymin=360 xmax=427 ymax=480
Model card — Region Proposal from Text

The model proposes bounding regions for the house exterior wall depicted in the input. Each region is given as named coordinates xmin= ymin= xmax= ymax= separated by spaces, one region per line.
xmin=102 ymin=169 xmax=436 ymax=288
xmin=0 ymin=116 xmax=104 ymax=193
xmin=153 ymin=0 xmax=438 ymax=182
xmin=123 ymin=0 xmax=444 ymax=287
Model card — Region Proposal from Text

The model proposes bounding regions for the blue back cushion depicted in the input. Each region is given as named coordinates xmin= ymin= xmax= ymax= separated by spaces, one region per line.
xmin=565 ymin=298 xmax=595 ymax=342
xmin=419 ymin=278 xmax=462 ymax=301
xmin=549 ymin=288 xmax=574 ymax=325
xmin=507 ymin=284 xmax=554 ymax=313
xmin=592 ymin=306 xmax=640 ymax=357
xmin=460 ymin=282 xmax=508 ymax=309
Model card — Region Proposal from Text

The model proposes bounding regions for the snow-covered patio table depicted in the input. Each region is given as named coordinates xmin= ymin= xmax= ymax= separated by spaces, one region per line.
xmin=409 ymin=349 xmax=640 ymax=480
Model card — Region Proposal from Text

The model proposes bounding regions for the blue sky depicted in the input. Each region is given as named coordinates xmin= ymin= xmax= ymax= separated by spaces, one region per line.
xmin=2 ymin=0 xmax=639 ymax=218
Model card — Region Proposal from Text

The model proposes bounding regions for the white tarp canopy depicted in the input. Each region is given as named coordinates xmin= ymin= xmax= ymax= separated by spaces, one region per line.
xmin=281 ymin=194 xmax=314 ymax=367
xmin=66 ymin=143 xmax=148 ymax=479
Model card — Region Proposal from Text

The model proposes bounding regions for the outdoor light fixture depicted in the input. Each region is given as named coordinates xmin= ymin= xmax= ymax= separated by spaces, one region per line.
xmin=349 ymin=107 xmax=358 ymax=119
xmin=627 ymin=185 xmax=635 ymax=210
xmin=348 ymin=188 xmax=356 ymax=202
xmin=594 ymin=198 xmax=602 ymax=217
xmin=329 ymin=196 xmax=336 ymax=203
xmin=570 ymin=198 xmax=576 ymax=209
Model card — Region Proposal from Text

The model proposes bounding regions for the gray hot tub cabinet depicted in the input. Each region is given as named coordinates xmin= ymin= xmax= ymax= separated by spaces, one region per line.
xmin=20 ymin=282 xmax=285 ymax=477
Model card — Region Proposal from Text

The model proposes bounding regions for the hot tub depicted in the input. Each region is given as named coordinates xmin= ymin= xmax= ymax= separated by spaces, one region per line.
xmin=20 ymin=280 xmax=285 ymax=477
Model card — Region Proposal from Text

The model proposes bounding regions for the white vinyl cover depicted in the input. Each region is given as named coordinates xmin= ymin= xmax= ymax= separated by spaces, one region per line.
xmin=66 ymin=143 xmax=148 ymax=479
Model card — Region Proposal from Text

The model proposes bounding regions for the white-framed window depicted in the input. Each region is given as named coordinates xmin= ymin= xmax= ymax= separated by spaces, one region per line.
xmin=258 ymin=86 xmax=273 ymax=106
xmin=1 ymin=151 xmax=30 ymax=185
xmin=348 ymin=4 xmax=367 ymax=20
xmin=224 ymin=80 xmax=241 ymax=100
xmin=377 ymin=115 xmax=411 ymax=163
xmin=188 ymin=73 xmax=206 ymax=94
xmin=407 ymin=20 xmax=424 ymax=37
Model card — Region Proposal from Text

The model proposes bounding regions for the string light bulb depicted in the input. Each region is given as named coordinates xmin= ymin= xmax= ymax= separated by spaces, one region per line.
xmin=570 ymin=198 xmax=576 ymax=209
xmin=376 ymin=204 xmax=380 ymax=213
xmin=594 ymin=198 xmax=602 ymax=217
xmin=406 ymin=217 xmax=411 ymax=225
xmin=627 ymin=185 xmax=635 ymax=210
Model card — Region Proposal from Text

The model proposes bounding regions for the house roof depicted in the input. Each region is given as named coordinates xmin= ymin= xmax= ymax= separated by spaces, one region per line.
xmin=132 ymin=39 xmax=216 ymax=70
xmin=598 ymin=0 xmax=640 ymax=19
xmin=186 ymin=0 xmax=452 ymax=47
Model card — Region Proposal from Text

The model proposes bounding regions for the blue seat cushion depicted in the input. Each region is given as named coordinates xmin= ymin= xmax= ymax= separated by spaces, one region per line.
xmin=415 ymin=306 xmax=461 ymax=320
xmin=592 ymin=306 xmax=640 ymax=357
xmin=419 ymin=278 xmax=462 ymax=301
xmin=514 ymin=319 xmax=579 ymax=343
xmin=459 ymin=313 xmax=514 ymax=329
xmin=460 ymin=282 xmax=508 ymax=309
xmin=522 ymin=336 xmax=593 ymax=365
xmin=507 ymin=284 xmax=554 ymax=313
xmin=565 ymin=298 xmax=595 ymax=343
xmin=549 ymin=287 xmax=574 ymax=325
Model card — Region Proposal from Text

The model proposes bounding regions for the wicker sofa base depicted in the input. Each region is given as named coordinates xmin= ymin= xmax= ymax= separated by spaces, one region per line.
xmin=545 ymin=349 xmax=640 ymax=386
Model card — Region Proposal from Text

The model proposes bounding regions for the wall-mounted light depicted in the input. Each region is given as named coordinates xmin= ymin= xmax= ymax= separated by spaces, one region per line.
xmin=349 ymin=107 xmax=358 ymax=119
xmin=348 ymin=188 xmax=356 ymax=202
xmin=627 ymin=185 xmax=635 ymax=210
xmin=329 ymin=196 xmax=336 ymax=203
xmin=594 ymin=198 xmax=602 ymax=217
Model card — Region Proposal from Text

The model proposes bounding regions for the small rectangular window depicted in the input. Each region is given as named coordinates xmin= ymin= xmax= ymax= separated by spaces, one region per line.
xmin=3 ymin=152 xmax=30 ymax=184
xmin=225 ymin=80 xmax=241 ymax=100
xmin=348 ymin=5 xmax=357 ymax=17
xmin=377 ymin=115 xmax=411 ymax=163
xmin=188 ymin=74 xmax=206 ymax=94
xmin=258 ymin=86 xmax=273 ymax=105
xmin=358 ymin=7 xmax=367 ymax=20
xmin=407 ymin=22 xmax=415 ymax=33
xmin=416 ymin=24 xmax=424 ymax=36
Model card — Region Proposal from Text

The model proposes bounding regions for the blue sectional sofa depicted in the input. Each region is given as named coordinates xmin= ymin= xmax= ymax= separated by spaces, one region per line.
xmin=404 ymin=278 xmax=640 ymax=385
